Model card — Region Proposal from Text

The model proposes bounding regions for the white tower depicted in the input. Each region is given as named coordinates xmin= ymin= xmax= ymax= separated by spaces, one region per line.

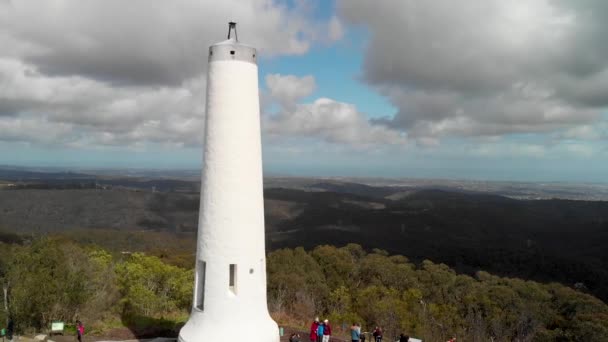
xmin=178 ymin=23 xmax=279 ymax=342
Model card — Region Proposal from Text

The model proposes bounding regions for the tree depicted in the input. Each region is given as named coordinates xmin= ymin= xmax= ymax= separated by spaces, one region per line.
xmin=115 ymin=253 xmax=192 ymax=318
xmin=6 ymin=239 xmax=90 ymax=331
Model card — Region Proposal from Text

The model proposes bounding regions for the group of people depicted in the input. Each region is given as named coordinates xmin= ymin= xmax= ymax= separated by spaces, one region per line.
xmin=305 ymin=320 xmax=369 ymax=342
xmin=304 ymin=317 xmax=453 ymax=342
xmin=349 ymin=322 xmax=419 ymax=342
xmin=349 ymin=323 xmax=385 ymax=342
xmin=309 ymin=317 xmax=332 ymax=342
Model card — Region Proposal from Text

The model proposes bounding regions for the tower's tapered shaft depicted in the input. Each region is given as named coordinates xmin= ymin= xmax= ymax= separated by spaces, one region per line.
xmin=178 ymin=23 xmax=279 ymax=342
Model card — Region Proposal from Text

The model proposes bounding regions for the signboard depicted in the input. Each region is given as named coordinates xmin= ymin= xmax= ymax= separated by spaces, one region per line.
xmin=51 ymin=321 xmax=64 ymax=332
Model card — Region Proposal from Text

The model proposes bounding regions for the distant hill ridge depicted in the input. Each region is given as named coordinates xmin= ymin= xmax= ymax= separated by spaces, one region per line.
xmin=1 ymin=179 xmax=608 ymax=303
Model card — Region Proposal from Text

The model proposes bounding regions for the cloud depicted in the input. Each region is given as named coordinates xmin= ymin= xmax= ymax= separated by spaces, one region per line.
xmin=266 ymin=74 xmax=316 ymax=107
xmin=328 ymin=16 xmax=345 ymax=41
xmin=2 ymin=0 xmax=326 ymax=86
xmin=0 ymin=117 xmax=73 ymax=145
xmin=470 ymin=143 xmax=547 ymax=159
xmin=263 ymin=74 xmax=406 ymax=147
xmin=0 ymin=57 xmax=206 ymax=146
xmin=0 ymin=0 xmax=337 ymax=148
xmin=378 ymin=87 xmax=598 ymax=140
xmin=558 ymin=123 xmax=608 ymax=141
xmin=338 ymin=0 xmax=608 ymax=142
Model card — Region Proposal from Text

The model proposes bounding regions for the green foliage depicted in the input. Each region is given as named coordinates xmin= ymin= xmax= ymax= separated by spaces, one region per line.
xmin=116 ymin=253 xmax=193 ymax=317
xmin=1 ymin=238 xmax=192 ymax=335
xmin=2 ymin=236 xmax=607 ymax=341
xmin=267 ymin=247 xmax=329 ymax=320
xmin=267 ymin=244 xmax=608 ymax=341
xmin=6 ymin=239 xmax=90 ymax=331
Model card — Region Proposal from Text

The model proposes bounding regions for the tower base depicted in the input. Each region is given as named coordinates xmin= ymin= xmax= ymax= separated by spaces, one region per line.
xmin=178 ymin=310 xmax=279 ymax=342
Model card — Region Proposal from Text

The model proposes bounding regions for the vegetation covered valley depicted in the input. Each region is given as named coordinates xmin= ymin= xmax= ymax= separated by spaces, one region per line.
xmin=2 ymin=176 xmax=608 ymax=340
xmin=2 ymin=183 xmax=608 ymax=303
xmin=0 ymin=237 xmax=607 ymax=341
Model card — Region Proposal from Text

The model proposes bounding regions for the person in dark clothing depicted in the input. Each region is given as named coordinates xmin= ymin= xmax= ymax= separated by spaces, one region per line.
xmin=322 ymin=319 xmax=331 ymax=342
xmin=290 ymin=333 xmax=301 ymax=342
xmin=6 ymin=319 xmax=14 ymax=342
xmin=372 ymin=326 xmax=383 ymax=342
xmin=399 ymin=333 xmax=409 ymax=342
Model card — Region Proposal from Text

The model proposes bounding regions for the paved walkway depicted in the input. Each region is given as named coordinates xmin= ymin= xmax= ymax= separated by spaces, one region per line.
xmin=280 ymin=328 xmax=349 ymax=342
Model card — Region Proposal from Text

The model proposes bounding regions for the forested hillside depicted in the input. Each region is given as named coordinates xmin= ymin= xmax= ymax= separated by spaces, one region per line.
xmin=2 ymin=185 xmax=608 ymax=304
xmin=0 ymin=238 xmax=606 ymax=341
xmin=267 ymin=245 xmax=608 ymax=341
xmin=265 ymin=188 xmax=608 ymax=303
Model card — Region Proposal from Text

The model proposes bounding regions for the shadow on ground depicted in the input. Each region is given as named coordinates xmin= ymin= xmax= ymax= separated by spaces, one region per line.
xmin=119 ymin=314 xmax=184 ymax=340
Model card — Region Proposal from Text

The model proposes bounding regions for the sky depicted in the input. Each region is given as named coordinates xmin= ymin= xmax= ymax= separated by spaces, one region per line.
xmin=1 ymin=0 xmax=608 ymax=182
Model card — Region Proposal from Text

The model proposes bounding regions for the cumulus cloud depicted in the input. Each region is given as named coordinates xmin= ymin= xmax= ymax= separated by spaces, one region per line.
xmin=0 ymin=117 xmax=73 ymax=145
xmin=0 ymin=57 xmax=205 ymax=146
xmin=338 ymin=0 xmax=608 ymax=143
xmin=0 ymin=0 xmax=335 ymax=148
xmin=265 ymin=74 xmax=316 ymax=107
xmin=2 ymin=0 xmax=323 ymax=86
xmin=264 ymin=74 xmax=406 ymax=147
xmin=558 ymin=123 xmax=608 ymax=141
xmin=378 ymin=87 xmax=598 ymax=140
xmin=328 ymin=16 xmax=345 ymax=41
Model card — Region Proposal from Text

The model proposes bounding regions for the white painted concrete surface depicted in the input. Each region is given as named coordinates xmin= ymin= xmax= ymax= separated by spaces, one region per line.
xmin=178 ymin=32 xmax=279 ymax=342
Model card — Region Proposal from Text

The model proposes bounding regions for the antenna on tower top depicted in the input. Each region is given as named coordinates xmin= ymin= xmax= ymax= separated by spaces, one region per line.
xmin=227 ymin=22 xmax=238 ymax=41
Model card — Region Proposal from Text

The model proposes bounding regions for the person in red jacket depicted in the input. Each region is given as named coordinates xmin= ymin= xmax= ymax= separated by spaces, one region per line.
xmin=310 ymin=317 xmax=320 ymax=342
xmin=322 ymin=319 xmax=332 ymax=342
xmin=76 ymin=320 xmax=85 ymax=342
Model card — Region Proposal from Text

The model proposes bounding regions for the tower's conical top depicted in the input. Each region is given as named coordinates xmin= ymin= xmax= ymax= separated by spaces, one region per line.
xmin=209 ymin=22 xmax=257 ymax=64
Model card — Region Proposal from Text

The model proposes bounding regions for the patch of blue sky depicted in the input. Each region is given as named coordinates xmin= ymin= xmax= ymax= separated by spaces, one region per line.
xmin=283 ymin=0 xmax=336 ymax=20
xmin=258 ymin=28 xmax=397 ymax=120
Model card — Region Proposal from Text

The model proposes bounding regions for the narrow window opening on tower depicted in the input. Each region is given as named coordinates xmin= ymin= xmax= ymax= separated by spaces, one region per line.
xmin=230 ymin=50 xmax=235 ymax=55
xmin=196 ymin=261 xmax=206 ymax=310
xmin=229 ymin=264 xmax=237 ymax=293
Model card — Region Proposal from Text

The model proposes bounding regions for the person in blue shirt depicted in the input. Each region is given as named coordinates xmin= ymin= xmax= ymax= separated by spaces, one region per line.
xmin=316 ymin=321 xmax=324 ymax=342
xmin=351 ymin=323 xmax=361 ymax=342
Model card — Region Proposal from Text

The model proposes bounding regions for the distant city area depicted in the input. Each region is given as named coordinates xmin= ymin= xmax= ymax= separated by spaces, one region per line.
xmin=2 ymin=164 xmax=607 ymax=201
